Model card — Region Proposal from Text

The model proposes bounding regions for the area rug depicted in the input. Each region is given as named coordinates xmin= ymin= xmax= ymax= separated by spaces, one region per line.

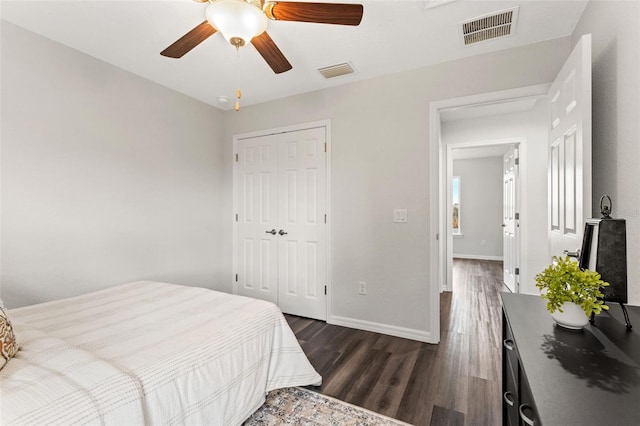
xmin=244 ymin=387 xmax=412 ymax=425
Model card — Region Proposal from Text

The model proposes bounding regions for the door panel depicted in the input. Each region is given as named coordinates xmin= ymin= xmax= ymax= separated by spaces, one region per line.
xmin=503 ymin=146 xmax=519 ymax=293
xmin=548 ymin=34 xmax=592 ymax=259
xmin=236 ymin=135 xmax=278 ymax=303
xmin=277 ymin=127 xmax=327 ymax=320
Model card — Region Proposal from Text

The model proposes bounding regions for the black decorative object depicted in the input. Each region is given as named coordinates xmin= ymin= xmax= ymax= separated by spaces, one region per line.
xmin=580 ymin=195 xmax=632 ymax=329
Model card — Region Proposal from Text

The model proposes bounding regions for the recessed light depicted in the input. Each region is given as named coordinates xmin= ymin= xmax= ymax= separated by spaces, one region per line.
xmin=218 ymin=96 xmax=229 ymax=104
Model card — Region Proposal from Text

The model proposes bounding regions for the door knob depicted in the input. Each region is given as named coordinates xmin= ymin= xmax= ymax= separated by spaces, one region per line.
xmin=501 ymin=223 xmax=507 ymax=227
xmin=278 ymin=229 xmax=288 ymax=236
xmin=563 ymin=249 xmax=581 ymax=259
xmin=265 ymin=229 xmax=276 ymax=235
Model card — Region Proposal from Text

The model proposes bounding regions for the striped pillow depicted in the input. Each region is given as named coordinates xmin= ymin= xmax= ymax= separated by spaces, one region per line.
xmin=0 ymin=304 xmax=19 ymax=370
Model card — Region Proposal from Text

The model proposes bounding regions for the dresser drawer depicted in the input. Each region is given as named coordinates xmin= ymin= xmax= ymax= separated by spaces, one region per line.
xmin=518 ymin=371 xmax=539 ymax=426
xmin=502 ymin=316 xmax=518 ymax=384
xmin=503 ymin=361 xmax=519 ymax=426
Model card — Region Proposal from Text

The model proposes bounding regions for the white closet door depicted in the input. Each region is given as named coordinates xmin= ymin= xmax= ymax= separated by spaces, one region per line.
xmin=235 ymin=127 xmax=327 ymax=320
xmin=277 ymin=127 xmax=327 ymax=320
xmin=236 ymin=134 xmax=279 ymax=304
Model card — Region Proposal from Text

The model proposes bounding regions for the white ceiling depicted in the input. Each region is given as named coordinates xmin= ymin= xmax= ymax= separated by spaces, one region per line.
xmin=1 ymin=0 xmax=588 ymax=110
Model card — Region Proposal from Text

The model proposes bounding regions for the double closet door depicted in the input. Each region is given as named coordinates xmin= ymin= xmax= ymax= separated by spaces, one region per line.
xmin=234 ymin=126 xmax=327 ymax=320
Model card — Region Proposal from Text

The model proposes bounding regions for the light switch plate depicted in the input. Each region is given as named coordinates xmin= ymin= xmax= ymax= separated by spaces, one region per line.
xmin=393 ymin=209 xmax=408 ymax=223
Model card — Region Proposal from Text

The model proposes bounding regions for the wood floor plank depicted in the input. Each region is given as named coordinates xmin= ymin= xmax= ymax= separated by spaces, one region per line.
xmin=286 ymin=258 xmax=507 ymax=426
xmin=362 ymin=345 xmax=421 ymax=417
xmin=430 ymin=405 xmax=465 ymax=426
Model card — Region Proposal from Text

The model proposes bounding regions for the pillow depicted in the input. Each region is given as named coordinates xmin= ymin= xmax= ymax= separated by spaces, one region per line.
xmin=0 ymin=304 xmax=19 ymax=370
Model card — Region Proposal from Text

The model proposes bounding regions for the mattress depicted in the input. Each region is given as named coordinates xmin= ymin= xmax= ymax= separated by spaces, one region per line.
xmin=1 ymin=281 xmax=321 ymax=425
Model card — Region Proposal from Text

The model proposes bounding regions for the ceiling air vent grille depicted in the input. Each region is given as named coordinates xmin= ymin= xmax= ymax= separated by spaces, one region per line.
xmin=318 ymin=62 xmax=355 ymax=79
xmin=460 ymin=6 xmax=519 ymax=46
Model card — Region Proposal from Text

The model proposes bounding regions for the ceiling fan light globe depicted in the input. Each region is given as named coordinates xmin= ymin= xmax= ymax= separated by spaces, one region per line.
xmin=206 ymin=0 xmax=268 ymax=47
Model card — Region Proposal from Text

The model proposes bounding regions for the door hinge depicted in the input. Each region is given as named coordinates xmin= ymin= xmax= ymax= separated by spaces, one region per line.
xmin=235 ymin=274 xmax=238 ymax=282
xmin=324 ymin=286 xmax=327 ymax=295
xmin=324 ymin=143 xmax=327 ymax=153
xmin=324 ymin=214 xmax=327 ymax=224
xmin=235 ymin=153 xmax=239 ymax=162
xmin=515 ymin=268 xmax=520 ymax=275
xmin=515 ymin=157 xmax=519 ymax=166
xmin=235 ymin=213 xmax=238 ymax=222
xmin=436 ymin=233 xmax=439 ymax=241
xmin=515 ymin=212 xmax=520 ymax=220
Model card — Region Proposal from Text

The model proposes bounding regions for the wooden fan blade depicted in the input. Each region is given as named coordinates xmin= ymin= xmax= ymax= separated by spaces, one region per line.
xmin=161 ymin=21 xmax=217 ymax=58
xmin=252 ymin=32 xmax=292 ymax=74
xmin=264 ymin=2 xmax=363 ymax=26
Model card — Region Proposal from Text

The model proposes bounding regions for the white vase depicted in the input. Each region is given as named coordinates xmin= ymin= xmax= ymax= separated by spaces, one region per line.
xmin=550 ymin=302 xmax=589 ymax=329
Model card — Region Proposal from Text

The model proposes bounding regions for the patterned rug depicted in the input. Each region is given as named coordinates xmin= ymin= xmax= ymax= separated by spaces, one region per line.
xmin=244 ymin=387 xmax=412 ymax=426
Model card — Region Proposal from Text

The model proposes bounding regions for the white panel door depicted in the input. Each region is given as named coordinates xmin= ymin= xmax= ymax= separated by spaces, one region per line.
xmin=235 ymin=127 xmax=327 ymax=321
xmin=548 ymin=34 xmax=592 ymax=259
xmin=503 ymin=146 xmax=519 ymax=293
xmin=236 ymin=134 xmax=279 ymax=304
xmin=277 ymin=128 xmax=327 ymax=320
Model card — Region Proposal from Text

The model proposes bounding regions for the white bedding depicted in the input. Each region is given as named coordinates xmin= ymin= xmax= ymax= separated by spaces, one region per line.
xmin=1 ymin=281 xmax=321 ymax=425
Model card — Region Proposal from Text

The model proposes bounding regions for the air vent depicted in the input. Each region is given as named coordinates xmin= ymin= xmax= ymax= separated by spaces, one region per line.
xmin=459 ymin=6 xmax=519 ymax=46
xmin=318 ymin=62 xmax=355 ymax=79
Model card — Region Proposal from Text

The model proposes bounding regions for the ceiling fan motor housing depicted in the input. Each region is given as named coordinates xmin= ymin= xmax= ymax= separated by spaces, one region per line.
xmin=205 ymin=0 xmax=269 ymax=47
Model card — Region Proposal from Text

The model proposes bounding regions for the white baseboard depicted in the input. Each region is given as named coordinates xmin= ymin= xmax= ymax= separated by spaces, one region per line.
xmin=328 ymin=315 xmax=437 ymax=344
xmin=453 ymin=254 xmax=504 ymax=261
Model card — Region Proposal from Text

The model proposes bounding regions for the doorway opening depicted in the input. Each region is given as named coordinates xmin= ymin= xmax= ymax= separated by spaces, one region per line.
xmin=447 ymin=142 xmax=521 ymax=294
xmin=428 ymin=84 xmax=550 ymax=343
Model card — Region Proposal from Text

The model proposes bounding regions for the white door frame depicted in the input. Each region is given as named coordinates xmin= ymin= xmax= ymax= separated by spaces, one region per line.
xmin=429 ymin=84 xmax=549 ymax=342
xmin=232 ymin=119 xmax=332 ymax=320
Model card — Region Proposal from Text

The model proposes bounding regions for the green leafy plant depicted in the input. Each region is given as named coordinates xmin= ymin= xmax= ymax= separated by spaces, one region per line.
xmin=535 ymin=256 xmax=609 ymax=316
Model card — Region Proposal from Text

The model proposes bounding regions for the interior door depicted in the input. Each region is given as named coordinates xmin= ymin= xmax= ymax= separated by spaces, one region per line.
xmin=236 ymin=134 xmax=279 ymax=304
xmin=277 ymin=128 xmax=327 ymax=320
xmin=548 ymin=34 xmax=592 ymax=259
xmin=503 ymin=146 xmax=519 ymax=292
xmin=235 ymin=127 xmax=327 ymax=320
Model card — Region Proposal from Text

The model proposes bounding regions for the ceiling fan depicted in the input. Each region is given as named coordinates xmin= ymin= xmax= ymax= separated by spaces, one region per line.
xmin=161 ymin=0 xmax=364 ymax=74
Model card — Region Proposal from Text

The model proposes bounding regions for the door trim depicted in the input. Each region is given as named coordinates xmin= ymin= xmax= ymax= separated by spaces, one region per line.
xmin=429 ymin=84 xmax=549 ymax=344
xmin=232 ymin=119 xmax=332 ymax=320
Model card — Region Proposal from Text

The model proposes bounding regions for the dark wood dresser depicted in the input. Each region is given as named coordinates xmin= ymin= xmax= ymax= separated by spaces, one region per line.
xmin=501 ymin=293 xmax=640 ymax=425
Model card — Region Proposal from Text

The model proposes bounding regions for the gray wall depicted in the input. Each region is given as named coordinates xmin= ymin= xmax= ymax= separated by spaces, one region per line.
xmin=452 ymin=157 xmax=503 ymax=259
xmin=572 ymin=0 xmax=640 ymax=305
xmin=220 ymin=38 xmax=572 ymax=337
xmin=1 ymin=22 xmax=226 ymax=308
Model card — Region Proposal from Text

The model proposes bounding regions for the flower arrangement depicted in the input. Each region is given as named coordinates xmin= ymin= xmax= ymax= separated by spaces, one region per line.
xmin=535 ymin=256 xmax=609 ymax=317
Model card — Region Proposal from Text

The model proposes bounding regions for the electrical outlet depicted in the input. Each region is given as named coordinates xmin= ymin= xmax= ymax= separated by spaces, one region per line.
xmin=358 ymin=281 xmax=367 ymax=295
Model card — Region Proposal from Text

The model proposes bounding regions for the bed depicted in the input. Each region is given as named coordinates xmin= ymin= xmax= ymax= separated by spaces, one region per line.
xmin=0 ymin=281 xmax=322 ymax=425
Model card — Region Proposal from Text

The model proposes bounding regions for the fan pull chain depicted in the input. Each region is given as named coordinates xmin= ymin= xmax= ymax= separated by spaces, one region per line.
xmin=235 ymin=46 xmax=241 ymax=112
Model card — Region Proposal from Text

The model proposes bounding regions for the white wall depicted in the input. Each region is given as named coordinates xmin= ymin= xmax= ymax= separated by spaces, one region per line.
xmin=1 ymin=22 xmax=226 ymax=308
xmin=572 ymin=0 xmax=640 ymax=305
xmin=220 ymin=38 xmax=572 ymax=339
xmin=452 ymin=157 xmax=503 ymax=259
xmin=441 ymin=100 xmax=549 ymax=294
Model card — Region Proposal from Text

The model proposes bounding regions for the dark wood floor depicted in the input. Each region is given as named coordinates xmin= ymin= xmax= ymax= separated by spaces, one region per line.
xmin=285 ymin=259 xmax=509 ymax=426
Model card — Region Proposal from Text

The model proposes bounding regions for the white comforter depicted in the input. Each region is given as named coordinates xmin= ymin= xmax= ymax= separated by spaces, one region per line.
xmin=1 ymin=281 xmax=321 ymax=425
